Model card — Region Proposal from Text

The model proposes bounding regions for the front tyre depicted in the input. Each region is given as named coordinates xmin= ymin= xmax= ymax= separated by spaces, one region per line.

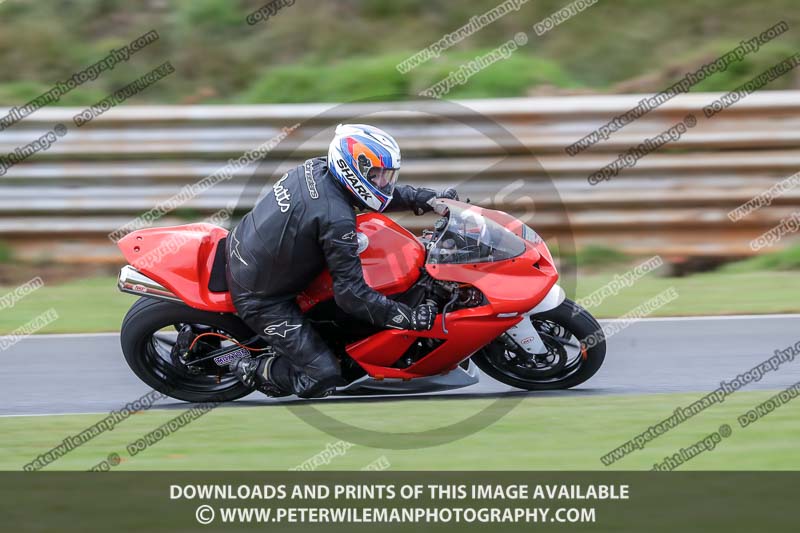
xmin=120 ymin=297 xmax=256 ymax=403
xmin=472 ymin=298 xmax=605 ymax=390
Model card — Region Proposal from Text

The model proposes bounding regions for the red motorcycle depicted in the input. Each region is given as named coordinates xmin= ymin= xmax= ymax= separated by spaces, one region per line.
xmin=117 ymin=199 xmax=605 ymax=402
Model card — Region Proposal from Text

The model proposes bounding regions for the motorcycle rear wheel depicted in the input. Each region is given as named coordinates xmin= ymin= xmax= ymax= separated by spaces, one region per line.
xmin=120 ymin=297 xmax=256 ymax=402
xmin=471 ymin=298 xmax=605 ymax=390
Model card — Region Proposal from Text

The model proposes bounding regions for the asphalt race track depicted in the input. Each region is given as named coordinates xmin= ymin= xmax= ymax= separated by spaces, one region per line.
xmin=2 ymin=315 xmax=799 ymax=416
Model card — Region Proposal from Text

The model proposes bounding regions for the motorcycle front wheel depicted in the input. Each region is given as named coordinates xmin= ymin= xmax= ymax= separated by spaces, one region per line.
xmin=471 ymin=298 xmax=606 ymax=390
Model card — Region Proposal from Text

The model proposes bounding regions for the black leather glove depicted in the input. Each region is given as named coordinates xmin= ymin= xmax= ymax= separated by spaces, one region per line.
xmin=411 ymin=188 xmax=460 ymax=215
xmin=386 ymin=303 xmax=437 ymax=331
xmin=410 ymin=303 xmax=436 ymax=330
xmin=439 ymin=188 xmax=459 ymax=201
xmin=413 ymin=189 xmax=437 ymax=216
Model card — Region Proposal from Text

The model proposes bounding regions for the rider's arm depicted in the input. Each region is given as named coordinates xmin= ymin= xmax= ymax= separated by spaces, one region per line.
xmin=318 ymin=216 xmax=413 ymax=329
xmin=382 ymin=184 xmax=437 ymax=215
xmin=384 ymin=185 xmax=459 ymax=215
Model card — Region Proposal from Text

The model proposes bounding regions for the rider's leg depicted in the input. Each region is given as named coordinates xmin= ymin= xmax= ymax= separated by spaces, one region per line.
xmin=229 ymin=288 xmax=341 ymax=398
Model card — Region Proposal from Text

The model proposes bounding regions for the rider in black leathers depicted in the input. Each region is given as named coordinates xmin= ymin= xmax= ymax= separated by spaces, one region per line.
xmin=227 ymin=131 xmax=456 ymax=398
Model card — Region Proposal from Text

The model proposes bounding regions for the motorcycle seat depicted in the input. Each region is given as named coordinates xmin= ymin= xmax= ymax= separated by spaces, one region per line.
xmin=208 ymin=237 xmax=229 ymax=293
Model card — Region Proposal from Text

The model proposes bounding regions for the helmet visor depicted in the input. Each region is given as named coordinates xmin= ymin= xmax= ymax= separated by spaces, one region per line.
xmin=367 ymin=167 xmax=399 ymax=196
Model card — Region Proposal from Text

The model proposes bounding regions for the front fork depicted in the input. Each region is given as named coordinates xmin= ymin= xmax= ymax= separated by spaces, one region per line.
xmin=500 ymin=284 xmax=565 ymax=356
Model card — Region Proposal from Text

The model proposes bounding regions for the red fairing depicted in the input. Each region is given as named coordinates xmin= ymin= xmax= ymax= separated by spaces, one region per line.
xmin=350 ymin=240 xmax=557 ymax=378
xmin=345 ymin=307 xmax=523 ymax=378
xmin=118 ymin=223 xmax=236 ymax=312
xmin=297 ymin=212 xmax=425 ymax=312
xmin=347 ymin=202 xmax=559 ymax=380
xmin=117 ymin=201 xmax=560 ymax=383
xmin=118 ymin=213 xmax=425 ymax=313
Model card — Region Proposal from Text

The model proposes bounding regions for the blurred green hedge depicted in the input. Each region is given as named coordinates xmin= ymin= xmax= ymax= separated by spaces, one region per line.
xmin=0 ymin=0 xmax=798 ymax=104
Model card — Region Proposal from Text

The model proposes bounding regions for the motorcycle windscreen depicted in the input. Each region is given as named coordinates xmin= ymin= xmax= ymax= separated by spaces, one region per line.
xmin=427 ymin=203 xmax=526 ymax=265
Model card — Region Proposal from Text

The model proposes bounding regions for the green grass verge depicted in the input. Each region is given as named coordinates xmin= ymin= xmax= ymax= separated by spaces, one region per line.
xmin=721 ymin=245 xmax=800 ymax=273
xmin=0 ymin=277 xmax=133 ymax=335
xmin=1 ymin=269 xmax=798 ymax=335
xmin=573 ymin=270 xmax=800 ymax=318
xmin=1 ymin=390 xmax=797 ymax=470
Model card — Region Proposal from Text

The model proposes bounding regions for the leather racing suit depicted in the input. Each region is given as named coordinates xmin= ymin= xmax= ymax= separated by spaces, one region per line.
xmin=225 ymin=157 xmax=438 ymax=398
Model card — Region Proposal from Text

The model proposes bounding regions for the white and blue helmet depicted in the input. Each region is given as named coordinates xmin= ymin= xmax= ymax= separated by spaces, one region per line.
xmin=327 ymin=124 xmax=401 ymax=212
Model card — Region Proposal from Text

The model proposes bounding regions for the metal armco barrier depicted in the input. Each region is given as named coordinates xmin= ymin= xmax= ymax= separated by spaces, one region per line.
xmin=2 ymin=91 xmax=800 ymax=264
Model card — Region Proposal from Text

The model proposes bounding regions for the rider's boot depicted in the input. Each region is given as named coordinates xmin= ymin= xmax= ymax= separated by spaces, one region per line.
xmin=230 ymin=356 xmax=290 ymax=397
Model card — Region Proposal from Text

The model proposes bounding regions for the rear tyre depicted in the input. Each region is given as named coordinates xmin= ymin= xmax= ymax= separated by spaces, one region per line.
xmin=471 ymin=298 xmax=605 ymax=390
xmin=120 ymin=297 xmax=257 ymax=402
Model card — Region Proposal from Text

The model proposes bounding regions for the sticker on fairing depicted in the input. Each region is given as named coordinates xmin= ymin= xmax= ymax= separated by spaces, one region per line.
xmin=213 ymin=347 xmax=250 ymax=366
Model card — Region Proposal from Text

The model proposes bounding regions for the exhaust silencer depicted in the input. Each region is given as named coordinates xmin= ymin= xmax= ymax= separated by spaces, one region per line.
xmin=117 ymin=265 xmax=183 ymax=303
